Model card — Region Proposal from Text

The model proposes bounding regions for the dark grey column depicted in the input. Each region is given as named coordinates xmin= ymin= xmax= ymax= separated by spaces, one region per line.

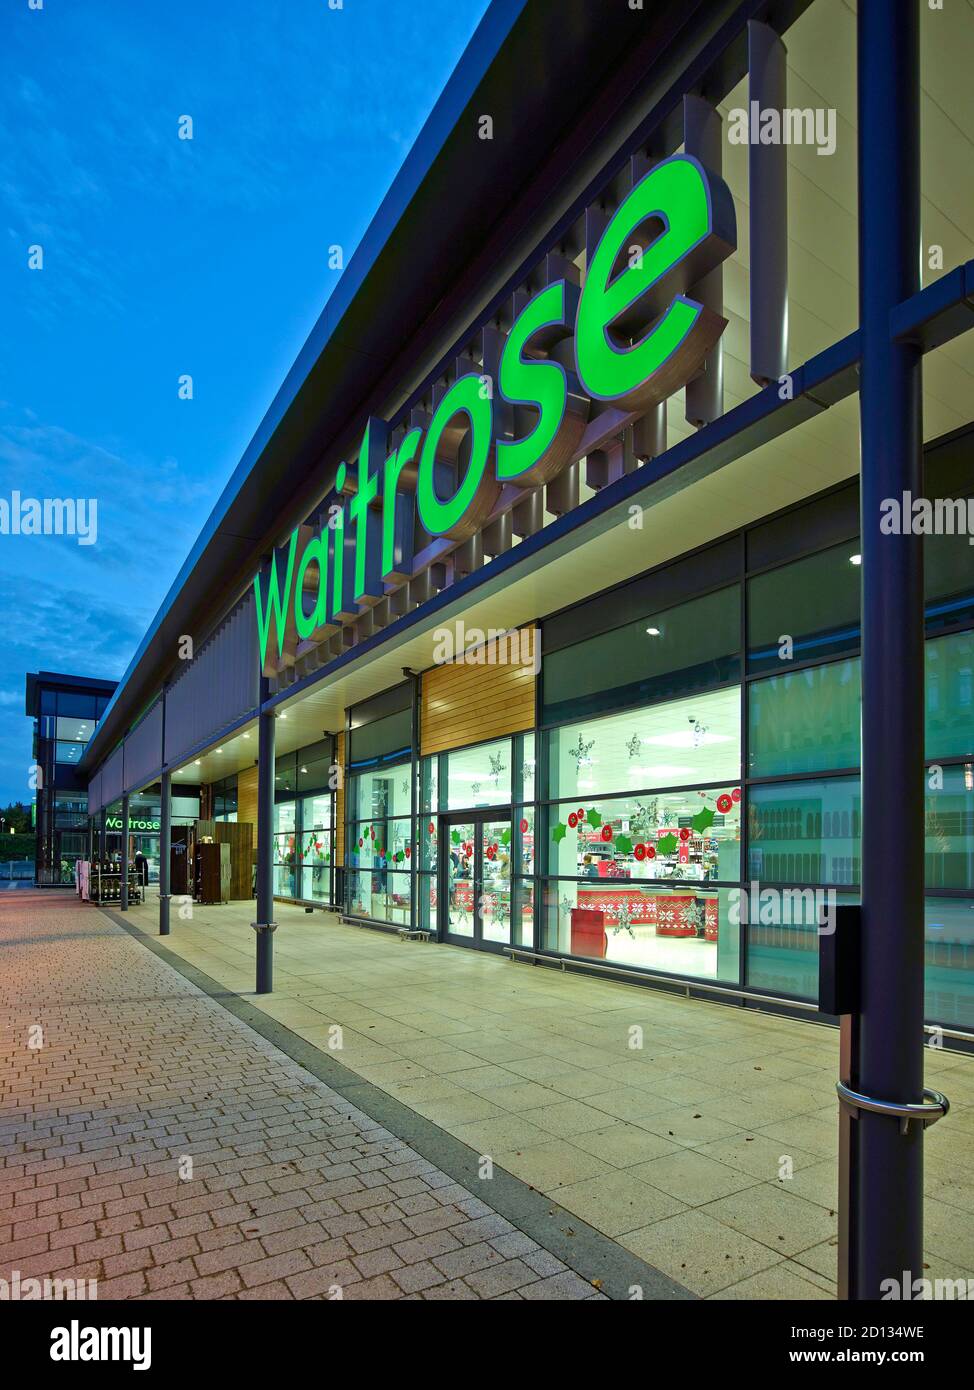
xmin=159 ymin=770 xmax=171 ymax=936
xmin=86 ymin=817 xmax=94 ymax=863
xmin=120 ymin=793 xmax=130 ymax=910
xmin=852 ymin=0 xmax=925 ymax=1300
xmin=253 ymin=710 xmax=276 ymax=993
xmin=99 ymin=808 xmax=106 ymax=862
xmin=748 ymin=20 xmax=788 ymax=387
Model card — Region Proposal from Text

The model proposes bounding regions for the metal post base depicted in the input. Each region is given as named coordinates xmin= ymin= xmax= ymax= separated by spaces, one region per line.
xmin=252 ymin=922 xmax=277 ymax=995
xmin=159 ymin=892 xmax=171 ymax=937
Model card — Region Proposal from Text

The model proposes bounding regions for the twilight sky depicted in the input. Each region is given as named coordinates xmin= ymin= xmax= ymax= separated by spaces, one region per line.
xmin=0 ymin=0 xmax=489 ymax=805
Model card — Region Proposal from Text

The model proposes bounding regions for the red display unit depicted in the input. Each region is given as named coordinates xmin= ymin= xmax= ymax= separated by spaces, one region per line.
xmin=571 ymin=907 xmax=607 ymax=959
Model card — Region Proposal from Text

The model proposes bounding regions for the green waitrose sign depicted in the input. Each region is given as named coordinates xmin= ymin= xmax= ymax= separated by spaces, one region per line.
xmin=255 ymin=154 xmax=736 ymax=672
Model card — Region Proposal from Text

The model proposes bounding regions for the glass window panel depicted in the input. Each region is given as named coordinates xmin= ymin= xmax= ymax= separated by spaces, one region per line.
xmin=55 ymin=741 xmax=86 ymax=764
xmin=418 ymin=755 xmax=439 ymax=815
xmin=748 ymin=542 xmax=861 ymax=674
xmin=925 ymin=764 xmax=974 ymax=890
xmin=747 ymin=778 xmax=861 ymax=886
xmin=348 ymin=707 xmax=412 ymax=765
xmin=512 ymin=878 xmax=534 ymax=948
xmin=924 ymin=896 xmax=974 ymax=1030
xmin=748 ymin=659 xmax=861 ymax=778
xmin=542 ymin=880 xmax=738 ymax=980
xmin=446 ymin=739 xmax=512 ymax=810
xmin=56 ymin=715 xmax=94 ymax=743
xmin=346 ymin=869 xmax=412 ymax=925
xmin=301 ymin=793 xmax=332 ymax=832
xmin=346 ymin=816 xmax=411 ymax=870
xmin=925 ymin=630 xmax=974 ymax=762
xmin=297 ymin=740 xmax=336 ymax=794
xmin=747 ymin=891 xmax=847 ymax=1002
xmin=518 ymin=732 xmax=535 ymax=803
xmin=543 ymin=585 xmax=740 ymax=725
xmin=417 ymin=873 xmax=438 ymax=934
xmin=350 ymin=765 xmax=412 ymax=821
xmin=515 ymin=808 xmax=535 ymax=877
xmin=274 ymin=753 xmax=297 ymax=796
xmin=547 ymin=686 xmax=741 ymax=802
xmin=56 ymin=692 xmax=98 ymax=719
xmin=273 ymin=802 xmax=296 ymax=836
xmin=547 ymin=788 xmax=740 ymax=883
xmin=419 ymin=812 xmax=438 ymax=872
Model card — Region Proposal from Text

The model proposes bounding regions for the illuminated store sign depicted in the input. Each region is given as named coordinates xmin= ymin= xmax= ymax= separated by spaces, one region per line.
xmin=106 ymin=815 xmax=161 ymax=833
xmin=255 ymin=154 xmax=737 ymax=672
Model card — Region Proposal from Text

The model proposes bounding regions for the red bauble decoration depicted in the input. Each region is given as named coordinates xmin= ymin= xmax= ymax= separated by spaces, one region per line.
xmin=370 ymin=827 xmax=375 ymax=839
xmin=568 ymin=812 xmax=578 ymax=829
xmin=646 ymin=845 xmax=657 ymax=859
xmin=519 ymin=818 xmax=528 ymax=834
xmin=716 ymin=794 xmax=733 ymax=814
xmin=428 ymin=821 xmax=435 ymax=835
xmin=577 ymin=807 xmax=584 ymax=819
xmin=486 ymin=846 xmax=495 ymax=860
xmin=634 ymin=843 xmax=647 ymax=861
xmin=405 ymin=847 xmax=411 ymax=858
xmin=679 ymin=827 xmax=691 ymax=841
xmin=600 ymin=826 xmax=612 ymax=842
xmin=731 ymin=788 xmax=741 ymax=803
xmin=358 ymin=838 xmax=363 ymax=848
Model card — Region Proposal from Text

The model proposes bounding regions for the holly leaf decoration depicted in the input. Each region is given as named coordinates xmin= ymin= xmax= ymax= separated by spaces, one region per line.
xmin=499 ymin=827 xmax=511 ymax=847
xmin=691 ymin=806 xmax=715 ymax=833
xmin=586 ymin=808 xmax=602 ymax=828
xmin=394 ymin=851 xmax=404 ymax=863
xmin=552 ymin=822 xmax=568 ymax=844
xmin=614 ymin=834 xmax=633 ymax=855
xmin=657 ymin=833 xmax=678 ymax=855
xmin=451 ymin=829 xmax=461 ymax=845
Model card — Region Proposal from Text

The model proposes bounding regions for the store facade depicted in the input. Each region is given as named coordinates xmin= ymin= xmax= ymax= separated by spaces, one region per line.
xmin=75 ymin=0 xmax=974 ymax=1045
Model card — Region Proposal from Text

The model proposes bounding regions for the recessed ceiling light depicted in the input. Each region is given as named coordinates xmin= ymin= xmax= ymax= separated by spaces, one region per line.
xmin=301 ymin=767 xmax=308 ymax=773
xmin=646 ymin=626 xmax=661 ymax=636
xmin=243 ymin=733 xmax=251 ymax=739
xmin=216 ymin=748 xmax=223 ymax=753
xmin=279 ymin=713 xmax=287 ymax=720
xmin=194 ymin=760 xmax=201 ymax=766
xmin=849 ymin=553 xmax=862 ymax=566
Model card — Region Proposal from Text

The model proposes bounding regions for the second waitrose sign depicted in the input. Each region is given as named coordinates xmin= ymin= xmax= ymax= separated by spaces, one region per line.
xmin=255 ymin=154 xmax=737 ymax=672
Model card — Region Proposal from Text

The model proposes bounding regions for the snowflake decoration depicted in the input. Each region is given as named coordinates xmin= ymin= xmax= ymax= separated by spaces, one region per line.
xmin=568 ymin=734 xmax=594 ymax=773
xmin=683 ymin=901 xmax=705 ymax=934
xmin=625 ymin=732 xmax=641 ymax=759
xmin=560 ymin=895 xmax=574 ymax=918
xmin=611 ymin=898 xmax=636 ymax=939
xmin=691 ymin=721 xmax=708 ymax=748
xmin=488 ymin=752 xmax=506 ymax=787
xmin=471 ymin=782 xmax=481 ymax=796
xmin=522 ymin=760 xmax=534 ymax=783
xmin=401 ymin=779 xmax=409 ymax=796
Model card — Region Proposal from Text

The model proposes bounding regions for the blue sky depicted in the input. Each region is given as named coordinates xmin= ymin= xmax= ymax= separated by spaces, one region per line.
xmin=0 ymin=0 xmax=489 ymax=804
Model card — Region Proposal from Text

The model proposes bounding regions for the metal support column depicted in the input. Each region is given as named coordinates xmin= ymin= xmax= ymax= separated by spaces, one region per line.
xmin=253 ymin=706 xmax=276 ymax=993
xmin=99 ymin=808 xmax=106 ymax=863
xmin=120 ymin=793 xmax=130 ymax=910
xmin=159 ymin=770 xmax=172 ymax=936
xmin=849 ymin=0 xmax=927 ymax=1300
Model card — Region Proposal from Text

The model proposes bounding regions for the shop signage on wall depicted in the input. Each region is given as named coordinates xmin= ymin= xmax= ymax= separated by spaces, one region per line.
xmin=105 ymin=815 xmax=160 ymax=833
xmin=255 ymin=154 xmax=737 ymax=673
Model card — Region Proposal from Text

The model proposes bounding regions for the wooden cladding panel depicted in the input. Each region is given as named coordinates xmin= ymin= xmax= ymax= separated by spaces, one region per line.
xmin=237 ymin=766 xmax=258 ymax=847
xmin=335 ymin=731 xmax=346 ymax=866
xmin=421 ymin=641 xmax=536 ymax=757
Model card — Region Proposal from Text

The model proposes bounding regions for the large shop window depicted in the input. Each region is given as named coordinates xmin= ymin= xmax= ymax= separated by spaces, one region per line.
xmin=541 ymin=687 xmax=741 ymax=980
xmin=925 ymin=629 xmax=974 ymax=761
xmin=542 ymin=585 xmax=740 ymax=725
xmin=346 ymin=759 xmax=412 ymax=925
xmin=747 ymin=542 xmax=861 ymax=674
xmin=747 ymin=777 xmax=861 ymax=887
xmin=748 ymin=659 xmax=861 ymax=778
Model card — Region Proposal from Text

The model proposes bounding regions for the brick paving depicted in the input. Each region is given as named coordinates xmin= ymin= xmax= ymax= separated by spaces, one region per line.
xmin=0 ymin=893 xmax=604 ymax=1300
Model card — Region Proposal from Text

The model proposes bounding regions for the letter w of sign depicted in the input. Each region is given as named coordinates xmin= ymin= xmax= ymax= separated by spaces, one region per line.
xmin=254 ymin=531 xmax=298 ymax=673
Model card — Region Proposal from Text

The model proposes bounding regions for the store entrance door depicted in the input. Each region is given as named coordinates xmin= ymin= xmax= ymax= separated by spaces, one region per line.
xmin=441 ymin=812 xmax=512 ymax=951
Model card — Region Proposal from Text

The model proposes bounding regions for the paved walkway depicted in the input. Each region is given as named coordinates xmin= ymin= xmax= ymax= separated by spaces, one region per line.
xmin=0 ymin=893 xmax=610 ymax=1300
xmin=114 ymin=895 xmax=974 ymax=1298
